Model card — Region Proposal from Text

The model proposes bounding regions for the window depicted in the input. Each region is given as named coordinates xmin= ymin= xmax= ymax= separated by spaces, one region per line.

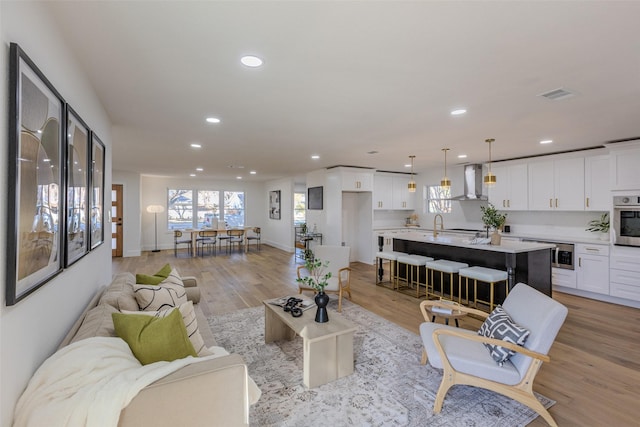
xmin=294 ymin=192 xmax=306 ymax=225
xmin=223 ymin=191 xmax=245 ymax=227
xmin=426 ymin=185 xmax=452 ymax=214
xmin=168 ymin=189 xmax=193 ymax=229
xmin=197 ymin=190 xmax=219 ymax=228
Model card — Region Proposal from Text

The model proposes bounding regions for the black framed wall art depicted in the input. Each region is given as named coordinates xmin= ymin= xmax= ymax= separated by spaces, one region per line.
xmin=6 ymin=43 xmax=66 ymax=305
xmin=89 ymin=132 xmax=105 ymax=249
xmin=65 ymin=106 xmax=90 ymax=266
xmin=269 ymin=190 xmax=281 ymax=220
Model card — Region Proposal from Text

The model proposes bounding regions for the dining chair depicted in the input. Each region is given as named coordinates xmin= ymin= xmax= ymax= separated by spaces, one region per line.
xmin=227 ymin=229 xmax=245 ymax=253
xmin=196 ymin=230 xmax=217 ymax=256
xmin=173 ymin=230 xmax=192 ymax=257
xmin=246 ymin=227 xmax=261 ymax=251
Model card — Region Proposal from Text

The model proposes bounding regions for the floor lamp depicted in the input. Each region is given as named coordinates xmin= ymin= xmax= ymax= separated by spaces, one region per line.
xmin=146 ymin=205 xmax=165 ymax=253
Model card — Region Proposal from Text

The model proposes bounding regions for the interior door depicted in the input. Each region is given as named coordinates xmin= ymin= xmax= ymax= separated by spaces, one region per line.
xmin=111 ymin=184 xmax=123 ymax=257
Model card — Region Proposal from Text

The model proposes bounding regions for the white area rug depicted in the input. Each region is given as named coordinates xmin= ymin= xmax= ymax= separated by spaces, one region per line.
xmin=208 ymin=299 xmax=553 ymax=427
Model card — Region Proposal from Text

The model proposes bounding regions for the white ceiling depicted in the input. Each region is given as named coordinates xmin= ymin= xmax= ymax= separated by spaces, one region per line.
xmin=46 ymin=1 xmax=640 ymax=182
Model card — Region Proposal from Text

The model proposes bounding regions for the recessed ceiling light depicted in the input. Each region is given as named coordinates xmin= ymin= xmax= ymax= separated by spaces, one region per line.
xmin=540 ymin=139 xmax=553 ymax=144
xmin=190 ymin=143 xmax=201 ymax=148
xmin=404 ymin=163 xmax=411 ymax=168
xmin=250 ymin=171 xmax=257 ymax=175
xmin=236 ymin=176 xmax=242 ymax=180
xmin=206 ymin=117 xmax=220 ymax=124
xmin=458 ymin=154 xmax=468 ymax=159
xmin=311 ymin=155 xmax=320 ymax=160
xmin=241 ymin=55 xmax=263 ymax=67
xmin=196 ymin=167 xmax=203 ymax=172
xmin=189 ymin=173 xmax=196 ymax=177
xmin=451 ymin=109 xmax=467 ymax=115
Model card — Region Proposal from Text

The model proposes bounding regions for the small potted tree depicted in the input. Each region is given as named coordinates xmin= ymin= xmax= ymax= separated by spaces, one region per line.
xmin=481 ymin=203 xmax=507 ymax=245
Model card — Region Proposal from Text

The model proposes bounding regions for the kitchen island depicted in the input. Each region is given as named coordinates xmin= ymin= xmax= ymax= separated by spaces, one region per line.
xmin=391 ymin=231 xmax=555 ymax=303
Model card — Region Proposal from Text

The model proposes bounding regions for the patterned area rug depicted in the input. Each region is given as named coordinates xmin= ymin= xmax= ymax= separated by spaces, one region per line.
xmin=208 ymin=299 xmax=553 ymax=427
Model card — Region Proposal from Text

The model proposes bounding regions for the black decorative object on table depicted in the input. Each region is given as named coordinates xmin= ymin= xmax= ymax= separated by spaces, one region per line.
xmin=283 ymin=297 xmax=303 ymax=318
xmin=314 ymin=291 xmax=329 ymax=323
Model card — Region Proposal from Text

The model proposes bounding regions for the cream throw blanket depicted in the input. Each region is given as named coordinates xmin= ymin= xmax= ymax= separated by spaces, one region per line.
xmin=13 ymin=337 xmax=232 ymax=427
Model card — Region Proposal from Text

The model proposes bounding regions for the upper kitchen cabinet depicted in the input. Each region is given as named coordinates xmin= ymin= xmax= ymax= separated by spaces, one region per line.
xmin=339 ymin=167 xmax=373 ymax=192
xmin=488 ymin=162 xmax=528 ymax=210
xmin=528 ymin=157 xmax=585 ymax=210
xmin=373 ymin=173 xmax=415 ymax=210
xmin=606 ymin=140 xmax=640 ymax=190
xmin=584 ymin=154 xmax=610 ymax=211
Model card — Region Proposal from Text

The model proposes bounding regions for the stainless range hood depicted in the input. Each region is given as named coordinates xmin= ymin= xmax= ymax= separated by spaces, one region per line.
xmin=448 ymin=164 xmax=488 ymax=201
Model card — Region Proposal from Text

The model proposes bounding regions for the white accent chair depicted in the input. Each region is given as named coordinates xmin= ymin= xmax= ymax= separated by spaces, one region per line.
xmin=419 ymin=283 xmax=568 ymax=427
xmin=297 ymin=245 xmax=352 ymax=312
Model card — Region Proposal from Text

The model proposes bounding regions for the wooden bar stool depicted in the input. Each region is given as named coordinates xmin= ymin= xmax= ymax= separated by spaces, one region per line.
xmin=424 ymin=260 xmax=469 ymax=301
xmin=375 ymin=251 xmax=403 ymax=289
xmin=458 ymin=266 xmax=508 ymax=311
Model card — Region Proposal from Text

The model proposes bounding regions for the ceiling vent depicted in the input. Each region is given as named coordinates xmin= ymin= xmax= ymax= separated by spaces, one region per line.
xmin=539 ymin=88 xmax=574 ymax=101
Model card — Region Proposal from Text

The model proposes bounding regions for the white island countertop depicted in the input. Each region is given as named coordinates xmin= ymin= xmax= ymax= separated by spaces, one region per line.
xmin=395 ymin=231 xmax=556 ymax=254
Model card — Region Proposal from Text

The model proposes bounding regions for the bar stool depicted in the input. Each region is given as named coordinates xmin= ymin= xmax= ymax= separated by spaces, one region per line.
xmin=375 ymin=251 xmax=404 ymax=289
xmin=425 ymin=260 xmax=469 ymax=301
xmin=401 ymin=255 xmax=434 ymax=297
xmin=458 ymin=266 xmax=508 ymax=312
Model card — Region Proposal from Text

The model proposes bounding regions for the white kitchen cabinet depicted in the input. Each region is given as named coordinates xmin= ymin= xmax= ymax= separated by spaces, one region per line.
xmin=341 ymin=169 xmax=373 ymax=192
xmin=373 ymin=175 xmax=393 ymax=209
xmin=610 ymin=253 xmax=640 ymax=302
xmin=373 ymin=173 xmax=414 ymax=210
xmin=488 ymin=162 xmax=528 ymax=210
xmin=584 ymin=155 xmax=610 ymax=211
xmin=576 ymin=244 xmax=609 ymax=295
xmin=606 ymin=140 xmax=640 ymax=191
xmin=528 ymin=157 xmax=584 ymax=210
xmin=552 ymin=268 xmax=577 ymax=289
xmin=392 ymin=175 xmax=415 ymax=210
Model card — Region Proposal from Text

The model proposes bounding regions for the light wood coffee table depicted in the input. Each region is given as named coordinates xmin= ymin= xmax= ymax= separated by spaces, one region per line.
xmin=263 ymin=298 xmax=357 ymax=388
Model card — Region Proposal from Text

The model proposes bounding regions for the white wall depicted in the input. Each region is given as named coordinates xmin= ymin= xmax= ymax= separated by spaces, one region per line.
xmin=264 ymin=178 xmax=295 ymax=251
xmin=113 ymin=170 xmax=142 ymax=257
xmin=0 ymin=3 xmax=112 ymax=425
xmin=139 ymin=175 xmax=267 ymax=251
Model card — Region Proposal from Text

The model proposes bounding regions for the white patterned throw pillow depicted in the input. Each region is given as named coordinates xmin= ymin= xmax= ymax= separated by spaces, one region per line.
xmin=133 ymin=268 xmax=187 ymax=311
xmin=478 ymin=305 xmax=530 ymax=366
xmin=122 ymin=301 xmax=206 ymax=356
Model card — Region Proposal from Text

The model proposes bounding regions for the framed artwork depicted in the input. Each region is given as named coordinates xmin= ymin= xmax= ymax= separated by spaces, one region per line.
xmin=6 ymin=43 xmax=66 ymax=305
xmin=90 ymin=132 xmax=105 ymax=249
xmin=65 ymin=106 xmax=90 ymax=266
xmin=308 ymin=186 xmax=323 ymax=210
xmin=269 ymin=190 xmax=281 ymax=220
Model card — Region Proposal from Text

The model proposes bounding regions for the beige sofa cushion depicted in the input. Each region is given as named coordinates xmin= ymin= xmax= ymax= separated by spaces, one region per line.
xmin=98 ymin=273 xmax=139 ymax=312
xmin=70 ymin=303 xmax=118 ymax=344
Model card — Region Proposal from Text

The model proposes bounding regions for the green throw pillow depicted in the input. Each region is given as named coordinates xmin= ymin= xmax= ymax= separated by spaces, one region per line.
xmin=112 ymin=309 xmax=196 ymax=365
xmin=136 ymin=263 xmax=172 ymax=285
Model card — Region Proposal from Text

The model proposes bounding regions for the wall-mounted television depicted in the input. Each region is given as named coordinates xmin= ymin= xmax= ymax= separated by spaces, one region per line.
xmin=308 ymin=186 xmax=323 ymax=210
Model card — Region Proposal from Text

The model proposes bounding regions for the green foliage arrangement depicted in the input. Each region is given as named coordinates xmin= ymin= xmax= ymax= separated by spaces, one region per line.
xmin=296 ymin=257 xmax=332 ymax=293
xmin=481 ymin=203 xmax=507 ymax=230
xmin=586 ymin=212 xmax=610 ymax=233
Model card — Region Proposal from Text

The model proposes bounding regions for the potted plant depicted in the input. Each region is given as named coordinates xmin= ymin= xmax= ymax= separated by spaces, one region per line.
xmin=586 ymin=212 xmax=610 ymax=241
xmin=481 ymin=203 xmax=507 ymax=245
xmin=296 ymin=258 xmax=332 ymax=323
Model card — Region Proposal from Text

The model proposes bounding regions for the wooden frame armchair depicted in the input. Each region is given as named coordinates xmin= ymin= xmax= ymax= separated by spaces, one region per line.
xmin=419 ymin=284 xmax=568 ymax=427
xmin=297 ymin=245 xmax=352 ymax=312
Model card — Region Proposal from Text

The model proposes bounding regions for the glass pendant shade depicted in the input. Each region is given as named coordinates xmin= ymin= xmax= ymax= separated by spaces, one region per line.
xmin=408 ymin=155 xmax=416 ymax=192
xmin=441 ymin=148 xmax=451 ymax=189
xmin=483 ymin=138 xmax=497 ymax=186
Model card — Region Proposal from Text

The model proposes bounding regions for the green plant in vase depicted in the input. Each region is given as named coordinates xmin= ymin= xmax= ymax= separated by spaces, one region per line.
xmin=296 ymin=258 xmax=332 ymax=323
xmin=586 ymin=212 xmax=610 ymax=240
xmin=481 ymin=203 xmax=507 ymax=245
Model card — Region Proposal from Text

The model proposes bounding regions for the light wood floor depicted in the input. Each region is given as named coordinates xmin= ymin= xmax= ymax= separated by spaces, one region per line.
xmin=113 ymin=244 xmax=640 ymax=427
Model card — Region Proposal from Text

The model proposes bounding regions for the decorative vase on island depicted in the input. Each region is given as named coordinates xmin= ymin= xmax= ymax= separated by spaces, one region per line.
xmin=490 ymin=230 xmax=502 ymax=245
xmin=314 ymin=291 xmax=329 ymax=323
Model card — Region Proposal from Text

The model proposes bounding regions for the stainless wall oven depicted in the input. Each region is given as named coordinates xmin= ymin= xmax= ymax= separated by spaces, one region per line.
xmin=613 ymin=195 xmax=640 ymax=247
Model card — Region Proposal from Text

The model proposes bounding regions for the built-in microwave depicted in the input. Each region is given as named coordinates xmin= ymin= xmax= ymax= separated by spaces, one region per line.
xmin=613 ymin=195 xmax=640 ymax=247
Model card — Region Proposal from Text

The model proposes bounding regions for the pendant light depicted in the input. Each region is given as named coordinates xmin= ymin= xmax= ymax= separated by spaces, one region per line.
xmin=440 ymin=148 xmax=451 ymax=189
xmin=483 ymin=138 xmax=497 ymax=186
xmin=408 ymin=155 xmax=416 ymax=192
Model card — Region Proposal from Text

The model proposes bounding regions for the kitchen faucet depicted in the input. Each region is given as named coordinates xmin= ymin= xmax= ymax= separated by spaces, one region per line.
xmin=433 ymin=214 xmax=444 ymax=238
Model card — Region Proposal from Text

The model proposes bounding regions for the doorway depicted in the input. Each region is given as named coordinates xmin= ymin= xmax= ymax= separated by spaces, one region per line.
xmin=112 ymin=184 xmax=123 ymax=257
